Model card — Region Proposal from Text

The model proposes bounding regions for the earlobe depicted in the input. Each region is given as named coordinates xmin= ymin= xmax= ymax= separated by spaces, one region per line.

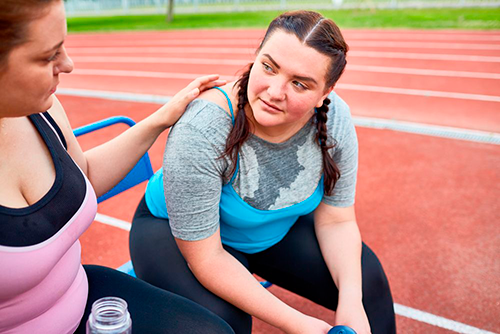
xmin=316 ymin=86 xmax=334 ymax=108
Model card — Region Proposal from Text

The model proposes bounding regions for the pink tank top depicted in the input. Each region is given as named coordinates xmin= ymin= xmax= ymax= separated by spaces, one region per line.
xmin=0 ymin=113 xmax=97 ymax=333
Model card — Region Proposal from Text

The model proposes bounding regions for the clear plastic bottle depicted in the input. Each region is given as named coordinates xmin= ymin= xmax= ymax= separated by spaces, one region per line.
xmin=86 ymin=297 xmax=132 ymax=334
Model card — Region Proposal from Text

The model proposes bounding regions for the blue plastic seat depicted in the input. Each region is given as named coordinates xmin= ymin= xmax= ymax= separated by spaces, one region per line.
xmin=73 ymin=116 xmax=154 ymax=204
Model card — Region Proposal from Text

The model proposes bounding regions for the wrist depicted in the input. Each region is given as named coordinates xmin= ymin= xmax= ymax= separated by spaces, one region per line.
xmin=338 ymin=284 xmax=363 ymax=302
xmin=276 ymin=308 xmax=307 ymax=333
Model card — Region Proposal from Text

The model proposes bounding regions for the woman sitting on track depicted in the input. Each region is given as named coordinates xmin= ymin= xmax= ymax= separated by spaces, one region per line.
xmin=130 ymin=10 xmax=396 ymax=334
xmin=0 ymin=1 xmax=235 ymax=333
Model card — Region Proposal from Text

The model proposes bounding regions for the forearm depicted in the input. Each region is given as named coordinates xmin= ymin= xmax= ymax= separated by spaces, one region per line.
xmin=84 ymin=111 xmax=165 ymax=196
xmin=315 ymin=219 xmax=363 ymax=301
xmin=188 ymin=249 xmax=305 ymax=332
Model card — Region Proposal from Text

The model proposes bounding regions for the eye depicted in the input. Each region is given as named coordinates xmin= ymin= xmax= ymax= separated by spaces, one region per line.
xmin=47 ymin=50 xmax=61 ymax=62
xmin=262 ymin=62 xmax=273 ymax=72
xmin=292 ymin=80 xmax=307 ymax=90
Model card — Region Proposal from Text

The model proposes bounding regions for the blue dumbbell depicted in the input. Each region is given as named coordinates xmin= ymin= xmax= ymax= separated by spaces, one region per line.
xmin=328 ymin=325 xmax=356 ymax=334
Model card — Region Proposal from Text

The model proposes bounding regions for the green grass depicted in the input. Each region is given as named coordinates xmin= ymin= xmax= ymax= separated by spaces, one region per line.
xmin=67 ymin=8 xmax=500 ymax=33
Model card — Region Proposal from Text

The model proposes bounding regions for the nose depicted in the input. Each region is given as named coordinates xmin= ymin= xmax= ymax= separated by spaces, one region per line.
xmin=267 ymin=78 xmax=286 ymax=101
xmin=53 ymin=46 xmax=74 ymax=75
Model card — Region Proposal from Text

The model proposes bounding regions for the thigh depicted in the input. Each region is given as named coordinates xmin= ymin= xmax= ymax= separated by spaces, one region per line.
xmin=74 ymin=265 xmax=233 ymax=334
xmin=129 ymin=197 xmax=252 ymax=334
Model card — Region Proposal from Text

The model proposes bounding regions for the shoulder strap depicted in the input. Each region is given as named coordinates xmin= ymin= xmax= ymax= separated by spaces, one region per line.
xmin=212 ymin=87 xmax=235 ymax=125
xmin=41 ymin=112 xmax=68 ymax=150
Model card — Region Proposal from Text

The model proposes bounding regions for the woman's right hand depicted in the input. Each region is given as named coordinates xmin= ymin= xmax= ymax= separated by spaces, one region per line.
xmin=152 ymin=74 xmax=226 ymax=129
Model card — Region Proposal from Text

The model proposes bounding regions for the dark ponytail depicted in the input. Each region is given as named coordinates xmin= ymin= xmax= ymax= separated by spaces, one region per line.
xmin=315 ymin=98 xmax=341 ymax=195
xmin=222 ymin=64 xmax=253 ymax=178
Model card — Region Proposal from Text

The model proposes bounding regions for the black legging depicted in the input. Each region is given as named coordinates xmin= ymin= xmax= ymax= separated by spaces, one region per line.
xmin=74 ymin=265 xmax=234 ymax=334
xmin=130 ymin=197 xmax=396 ymax=334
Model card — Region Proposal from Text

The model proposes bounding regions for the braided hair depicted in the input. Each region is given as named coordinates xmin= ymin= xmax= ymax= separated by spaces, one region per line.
xmin=223 ymin=11 xmax=348 ymax=196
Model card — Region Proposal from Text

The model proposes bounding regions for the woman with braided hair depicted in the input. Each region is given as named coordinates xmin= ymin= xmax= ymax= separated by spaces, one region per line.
xmin=130 ymin=10 xmax=396 ymax=334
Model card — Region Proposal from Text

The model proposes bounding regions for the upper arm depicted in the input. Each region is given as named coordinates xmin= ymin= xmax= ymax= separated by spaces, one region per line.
xmin=47 ymin=96 xmax=88 ymax=174
xmin=322 ymin=94 xmax=358 ymax=208
xmin=175 ymin=227 xmax=225 ymax=268
xmin=163 ymin=121 xmax=227 ymax=242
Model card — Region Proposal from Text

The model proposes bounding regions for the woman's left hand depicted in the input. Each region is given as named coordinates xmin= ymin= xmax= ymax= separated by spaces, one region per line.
xmin=154 ymin=74 xmax=226 ymax=129
xmin=334 ymin=298 xmax=371 ymax=334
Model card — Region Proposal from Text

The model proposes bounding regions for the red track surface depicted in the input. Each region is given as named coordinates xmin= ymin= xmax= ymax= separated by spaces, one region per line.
xmin=61 ymin=28 xmax=500 ymax=333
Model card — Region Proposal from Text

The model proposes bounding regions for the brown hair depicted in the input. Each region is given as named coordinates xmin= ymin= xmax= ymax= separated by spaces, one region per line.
xmin=0 ymin=0 xmax=58 ymax=68
xmin=224 ymin=10 xmax=349 ymax=196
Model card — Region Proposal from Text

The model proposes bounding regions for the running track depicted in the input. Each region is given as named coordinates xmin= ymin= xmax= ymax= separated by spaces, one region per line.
xmin=58 ymin=29 xmax=500 ymax=333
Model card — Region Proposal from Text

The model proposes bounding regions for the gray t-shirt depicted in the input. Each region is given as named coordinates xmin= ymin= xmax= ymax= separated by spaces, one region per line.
xmin=161 ymin=91 xmax=358 ymax=241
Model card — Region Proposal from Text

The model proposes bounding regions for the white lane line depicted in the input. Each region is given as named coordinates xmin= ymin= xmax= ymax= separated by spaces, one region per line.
xmin=71 ymin=68 xmax=235 ymax=81
xmin=66 ymin=47 xmax=500 ymax=62
xmin=347 ymin=64 xmax=500 ymax=79
xmin=67 ymin=39 xmax=500 ymax=50
xmin=348 ymin=40 xmax=500 ymax=50
xmin=66 ymin=46 xmax=255 ymax=54
xmin=67 ymin=69 xmax=500 ymax=103
xmin=344 ymin=33 xmax=500 ymax=42
xmin=352 ymin=116 xmax=500 ymax=145
xmin=95 ymin=213 xmax=131 ymax=231
xmin=91 ymin=214 xmax=497 ymax=334
xmin=70 ymin=57 xmax=500 ymax=80
xmin=336 ymin=83 xmax=500 ymax=103
xmin=72 ymin=56 xmax=250 ymax=66
xmin=58 ymin=88 xmax=500 ymax=144
xmin=349 ymin=51 xmax=500 ymax=63
xmin=394 ymin=304 xmax=497 ymax=334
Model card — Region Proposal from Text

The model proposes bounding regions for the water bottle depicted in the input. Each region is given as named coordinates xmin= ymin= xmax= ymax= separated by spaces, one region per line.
xmin=86 ymin=297 xmax=132 ymax=334
xmin=328 ymin=325 xmax=357 ymax=334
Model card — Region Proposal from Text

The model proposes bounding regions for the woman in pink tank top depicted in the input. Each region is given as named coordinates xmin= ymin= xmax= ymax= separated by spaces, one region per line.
xmin=0 ymin=1 xmax=233 ymax=333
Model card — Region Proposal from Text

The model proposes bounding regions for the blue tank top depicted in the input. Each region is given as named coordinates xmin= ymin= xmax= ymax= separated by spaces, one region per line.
xmin=146 ymin=87 xmax=324 ymax=253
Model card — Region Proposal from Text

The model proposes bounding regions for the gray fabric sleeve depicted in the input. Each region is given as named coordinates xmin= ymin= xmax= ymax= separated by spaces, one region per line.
xmin=163 ymin=123 xmax=226 ymax=241
xmin=322 ymin=95 xmax=359 ymax=207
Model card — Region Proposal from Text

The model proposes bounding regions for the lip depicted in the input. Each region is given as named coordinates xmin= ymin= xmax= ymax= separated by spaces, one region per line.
xmin=259 ymin=98 xmax=283 ymax=113
xmin=49 ymin=85 xmax=58 ymax=95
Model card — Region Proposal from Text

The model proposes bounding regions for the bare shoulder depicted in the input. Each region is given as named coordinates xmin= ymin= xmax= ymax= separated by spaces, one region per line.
xmin=197 ymin=82 xmax=238 ymax=117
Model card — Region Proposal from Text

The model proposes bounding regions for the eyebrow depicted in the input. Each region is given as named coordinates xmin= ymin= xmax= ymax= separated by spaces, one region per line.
xmin=262 ymin=53 xmax=318 ymax=85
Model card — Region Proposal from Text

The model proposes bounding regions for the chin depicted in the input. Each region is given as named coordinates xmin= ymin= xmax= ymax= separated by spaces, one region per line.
xmin=41 ymin=95 xmax=55 ymax=112
xmin=253 ymin=111 xmax=284 ymax=128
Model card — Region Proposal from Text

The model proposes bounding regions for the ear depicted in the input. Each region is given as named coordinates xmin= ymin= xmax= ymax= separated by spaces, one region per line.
xmin=316 ymin=86 xmax=335 ymax=108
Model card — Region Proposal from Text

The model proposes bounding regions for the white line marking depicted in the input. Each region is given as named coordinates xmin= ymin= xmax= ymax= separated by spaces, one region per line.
xmin=352 ymin=116 xmax=500 ymax=144
xmin=71 ymin=56 xmax=250 ymax=66
xmin=348 ymin=40 xmax=500 ymax=50
xmin=58 ymin=88 xmax=500 ymax=144
xmin=336 ymin=83 xmax=500 ymax=103
xmin=70 ymin=57 xmax=500 ymax=79
xmin=347 ymin=64 xmax=500 ymax=79
xmin=394 ymin=303 xmax=498 ymax=334
xmin=91 ymin=213 xmax=497 ymax=333
xmin=71 ymin=68 xmax=235 ymax=81
xmin=67 ymin=40 xmax=500 ymax=50
xmin=94 ymin=213 xmax=131 ymax=231
xmin=349 ymin=51 xmax=500 ymax=63
xmin=67 ymin=69 xmax=500 ymax=103
xmin=344 ymin=33 xmax=500 ymax=42
xmin=66 ymin=47 xmax=500 ymax=63
xmin=66 ymin=46 xmax=255 ymax=54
